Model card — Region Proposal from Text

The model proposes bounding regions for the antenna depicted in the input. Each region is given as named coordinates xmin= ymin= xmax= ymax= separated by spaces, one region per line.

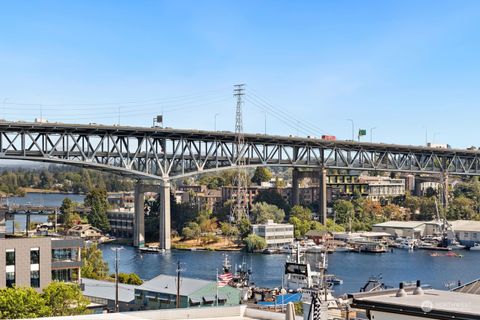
xmin=230 ymin=84 xmax=249 ymax=222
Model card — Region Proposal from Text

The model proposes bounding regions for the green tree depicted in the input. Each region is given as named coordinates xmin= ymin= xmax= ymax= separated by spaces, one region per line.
xmin=254 ymin=189 xmax=290 ymax=212
xmin=333 ymin=200 xmax=354 ymax=225
xmin=447 ymin=196 xmax=476 ymax=220
xmin=81 ymin=243 xmax=109 ymax=280
xmin=60 ymin=198 xmax=79 ymax=229
xmin=220 ymin=222 xmax=239 ymax=244
xmin=238 ymin=217 xmax=252 ymax=239
xmin=244 ymin=234 xmax=267 ymax=252
xmin=289 ymin=205 xmax=312 ymax=221
xmin=126 ymin=273 xmax=143 ymax=285
xmin=288 ymin=216 xmax=311 ymax=238
xmin=251 ymin=167 xmax=273 ymax=185
xmin=42 ymin=282 xmax=90 ymax=317
xmin=0 ymin=287 xmax=51 ymax=319
xmin=181 ymin=222 xmax=201 ymax=240
xmin=250 ymin=202 xmax=285 ymax=224
xmin=84 ymin=188 xmax=110 ymax=232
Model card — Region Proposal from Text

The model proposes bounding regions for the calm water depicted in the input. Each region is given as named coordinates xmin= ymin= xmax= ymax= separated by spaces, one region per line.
xmin=3 ymin=193 xmax=85 ymax=232
xmin=5 ymin=193 xmax=480 ymax=295
xmin=100 ymin=244 xmax=480 ymax=296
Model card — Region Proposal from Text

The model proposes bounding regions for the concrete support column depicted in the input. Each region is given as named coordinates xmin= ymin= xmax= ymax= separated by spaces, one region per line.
xmin=158 ymin=180 xmax=171 ymax=250
xmin=319 ymin=168 xmax=327 ymax=226
xmin=292 ymin=168 xmax=300 ymax=206
xmin=133 ymin=183 xmax=145 ymax=247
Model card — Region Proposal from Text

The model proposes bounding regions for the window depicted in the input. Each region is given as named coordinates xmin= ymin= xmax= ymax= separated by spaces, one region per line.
xmin=30 ymin=271 xmax=40 ymax=288
xmin=6 ymin=272 xmax=15 ymax=287
xmin=52 ymin=248 xmax=77 ymax=262
xmin=6 ymin=249 xmax=15 ymax=266
xmin=31 ymin=248 xmax=40 ymax=265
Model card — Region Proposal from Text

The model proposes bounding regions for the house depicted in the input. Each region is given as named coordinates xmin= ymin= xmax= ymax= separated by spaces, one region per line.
xmin=135 ymin=274 xmax=240 ymax=310
xmin=67 ymin=224 xmax=103 ymax=240
xmin=305 ymin=230 xmax=332 ymax=244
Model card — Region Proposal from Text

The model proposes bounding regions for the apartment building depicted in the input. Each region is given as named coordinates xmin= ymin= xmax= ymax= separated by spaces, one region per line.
xmin=251 ymin=220 xmax=294 ymax=248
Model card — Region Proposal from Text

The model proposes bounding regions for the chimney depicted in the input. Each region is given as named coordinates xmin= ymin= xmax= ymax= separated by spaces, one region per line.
xmin=413 ymin=280 xmax=424 ymax=296
xmin=396 ymin=282 xmax=407 ymax=297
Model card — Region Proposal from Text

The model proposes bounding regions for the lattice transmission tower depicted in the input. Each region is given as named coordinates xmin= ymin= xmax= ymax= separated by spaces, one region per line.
xmin=230 ymin=84 xmax=249 ymax=222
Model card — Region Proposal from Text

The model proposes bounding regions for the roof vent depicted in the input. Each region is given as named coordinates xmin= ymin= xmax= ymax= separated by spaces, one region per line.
xmin=413 ymin=280 xmax=424 ymax=296
xmin=396 ymin=282 xmax=407 ymax=297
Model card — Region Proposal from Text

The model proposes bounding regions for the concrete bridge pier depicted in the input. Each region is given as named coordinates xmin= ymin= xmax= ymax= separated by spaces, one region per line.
xmin=318 ymin=168 xmax=327 ymax=226
xmin=134 ymin=183 xmax=145 ymax=248
xmin=133 ymin=180 xmax=171 ymax=250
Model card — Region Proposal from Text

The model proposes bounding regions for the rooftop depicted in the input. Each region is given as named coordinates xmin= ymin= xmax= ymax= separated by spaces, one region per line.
xmin=451 ymin=220 xmax=480 ymax=232
xmin=81 ymin=278 xmax=138 ymax=303
xmin=349 ymin=286 xmax=480 ymax=319
xmin=137 ymin=274 xmax=213 ymax=296
xmin=373 ymin=221 xmax=429 ymax=229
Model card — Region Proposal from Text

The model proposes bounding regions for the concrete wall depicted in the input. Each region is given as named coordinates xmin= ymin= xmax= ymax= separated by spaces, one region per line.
xmin=371 ymin=311 xmax=429 ymax=320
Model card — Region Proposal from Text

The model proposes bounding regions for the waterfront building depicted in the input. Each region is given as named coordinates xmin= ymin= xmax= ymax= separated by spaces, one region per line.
xmin=67 ymin=224 xmax=103 ymax=240
xmin=305 ymin=230 xmax=332 ymax=244
xmin=372 ymin=221 xmax=442 ymax=238
xmin=251 ymin=220 xmax=294 ymax=248
xmin=107 ymin=209 xmax=134 ymax=239
xmin=451 ymin=220 xmax=480 ymax=247
xmin=81 ymin=278 xmax=139 ymax=312
xmin=349 ymin=283 xmax=480 ymax=320
xmin=134 ymin=274 xmax=241 ymax=310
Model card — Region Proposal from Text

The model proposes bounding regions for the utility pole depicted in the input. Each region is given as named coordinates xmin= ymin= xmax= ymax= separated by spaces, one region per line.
xmin=230 ymin=84 xmax=249 ymax=222
xmin=110 ymin=247 xmax=124 ymax=312
xmin=176 ymin=261 xmax=182 ymax=308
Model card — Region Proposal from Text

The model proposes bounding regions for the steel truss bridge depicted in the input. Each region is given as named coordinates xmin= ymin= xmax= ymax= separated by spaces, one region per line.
xmin=0 ymin=121 xmax=478 ymax=249
xmin=0 ymin=121 xmax=479 ymax=178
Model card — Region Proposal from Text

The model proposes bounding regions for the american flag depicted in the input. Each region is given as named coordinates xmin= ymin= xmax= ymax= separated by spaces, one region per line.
xmin=217 ymin=272 xmax=233 ymax=287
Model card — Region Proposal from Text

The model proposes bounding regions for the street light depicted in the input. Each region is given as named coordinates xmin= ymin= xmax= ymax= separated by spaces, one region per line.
xmin=370 ymin=127 xmax=377 ymax=143
xmin=214 ymin=113 xmax=220 ymax=131
xmin=110 ymin=247 xmax=124 ymax=312
xmin=347 ymin=119 xmax=355 ymax=141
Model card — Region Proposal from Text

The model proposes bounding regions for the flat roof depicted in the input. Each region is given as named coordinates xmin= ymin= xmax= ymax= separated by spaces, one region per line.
xmin=82 ymin=278 xmax=137 ymax=303
xmin=349 ymin=287 xmax=480 ymax=319
xmin=137 ymin=275 xmax=213 ymax=296
xmin=373 ymin=221 xmax=427 ymax=229
xmin=451 ymin=220 xmax=480 ymax=232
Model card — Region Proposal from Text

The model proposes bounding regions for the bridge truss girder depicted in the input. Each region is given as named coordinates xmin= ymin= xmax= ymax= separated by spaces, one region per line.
xmin=0 ymin=124 xmax=479 ymax=179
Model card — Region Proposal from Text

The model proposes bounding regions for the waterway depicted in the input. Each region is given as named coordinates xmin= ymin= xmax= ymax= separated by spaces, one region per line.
xmin=3 ymin=192 xmax=85 ymax=233
xmin=6 ymin=193 xmax=480 ymax=296
xmin=99 ymin=243 xmax=480 ymax=296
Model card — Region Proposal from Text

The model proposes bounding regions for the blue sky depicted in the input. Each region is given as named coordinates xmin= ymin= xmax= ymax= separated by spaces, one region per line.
xmin=1 ymin=1 xmax=480 ymax=147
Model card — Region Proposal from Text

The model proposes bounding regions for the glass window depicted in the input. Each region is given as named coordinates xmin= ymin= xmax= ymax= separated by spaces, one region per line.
xmin=30 ymin=270 xmax=40 ymax=288
xmin=6 ymin=250 xmax=15 ymax=266
xmin=52 ymin=249 xmax=77 ymax=262
xmin=31 ymin=249 xmax=40 ymax=264
xmin=6 ymin=272 xmax=15 ymax=287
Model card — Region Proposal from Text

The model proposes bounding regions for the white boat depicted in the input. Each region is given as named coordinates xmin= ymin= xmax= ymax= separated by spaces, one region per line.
xmin=335 ymin=246 xmax=352 ymax=252
xmin=470 ymin=243 xmax=480 ymax=251
xmin=306 ymin=245 xmax=325 ymax=253
xmin=139 ymin=246 xmax=165 ymax=253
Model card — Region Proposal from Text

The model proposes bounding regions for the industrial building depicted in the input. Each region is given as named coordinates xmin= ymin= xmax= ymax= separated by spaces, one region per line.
xmin=135 ymin=274 xmax=241 ymax=310
xmin=81 ymin=278 xmax=139 ymax=312
xmin=451 ymin=220 xmax=480 ymax=247
xmin=372 ymin=221 xmax=442 ymax=238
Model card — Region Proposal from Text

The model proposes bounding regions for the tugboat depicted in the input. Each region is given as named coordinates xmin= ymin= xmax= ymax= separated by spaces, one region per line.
xmin=219 ymin=254 xmax=251 ymax=288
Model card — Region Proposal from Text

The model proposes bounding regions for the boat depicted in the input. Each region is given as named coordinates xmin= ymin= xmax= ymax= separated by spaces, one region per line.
xmin=138 ymin=246 xmax=165 ymax=253
xmin=305 ymin=245 xmax=325 ymax=253
xmin=470 ymin=243 xmax=480 ymax=251
xmin=395 ymin=238 xmax=417 ymax=250
xmin=359 ymin=274 xmax=391 ymax=292
xmin=357 ymin=241 xmax=387 ymax=253
xmin=324 ymin=274 xmax=343 ymax=286
xmin=335 ymin=246 xmax=353 ymax=252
